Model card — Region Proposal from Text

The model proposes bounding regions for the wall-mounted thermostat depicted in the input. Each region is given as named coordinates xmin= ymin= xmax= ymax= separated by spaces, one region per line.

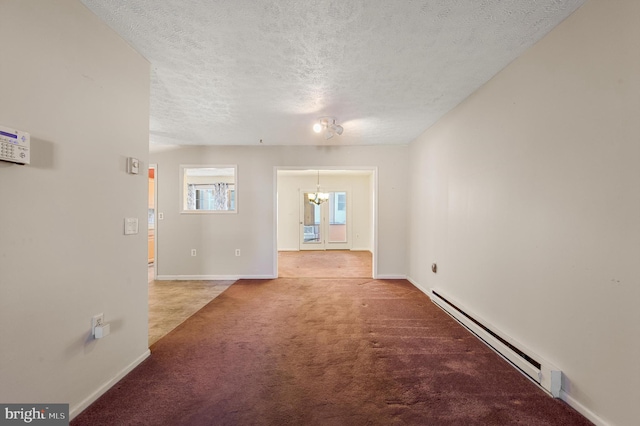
xmin=127 ymin=157 xmax=140 ymax=174
xmin=0 ymin=124 xmax=30 ymax=165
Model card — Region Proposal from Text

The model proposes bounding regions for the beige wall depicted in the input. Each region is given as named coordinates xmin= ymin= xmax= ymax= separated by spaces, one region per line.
xmin=408 ymin=0 xmax=639 ymax=424
xmin=0 ymin=0 xmax=150 ymax=418
xmin=150 ymin=145 xmax=408 ymax=278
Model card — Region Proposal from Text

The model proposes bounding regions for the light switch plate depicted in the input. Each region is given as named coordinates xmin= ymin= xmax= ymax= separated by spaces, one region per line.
xmin=124 ymin=217 xmax=139 ymax=235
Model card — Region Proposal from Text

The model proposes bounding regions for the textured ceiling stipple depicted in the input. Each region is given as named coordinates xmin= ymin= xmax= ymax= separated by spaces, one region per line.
xmin=81 ymin=0 xmax=585 ymax=147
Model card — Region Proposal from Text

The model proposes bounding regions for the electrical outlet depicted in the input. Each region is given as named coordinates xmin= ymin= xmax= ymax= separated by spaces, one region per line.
xmin=235 ymin=249 xmax=241 ymax=257
xmin=92 ymin=313 xmax=104 ymax=336
xmin=191 ymin=249 xmax=197 ymax=257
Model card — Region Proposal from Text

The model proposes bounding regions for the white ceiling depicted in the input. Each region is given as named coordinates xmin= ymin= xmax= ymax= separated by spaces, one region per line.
xmin=81 ymin=0 xmax=585 ymax=148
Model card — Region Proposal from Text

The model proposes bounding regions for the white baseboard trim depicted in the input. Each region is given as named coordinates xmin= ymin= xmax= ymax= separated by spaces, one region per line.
xmin=238 ymin=275 xmax=277 ymax=280
xmin=156 ymin=275 xmax=276 ymax=281
xmin=560 ymin=390 xmax=609 ymax=426
xmin=277 ymin=249 xmax=373 ymax=252
xmin=374 ymin=274 xmax=406 ymax=279
xmin=406 ymin=276 xmax=431 ymax=297
xmin=70 ymin=349 xmax=150 ymax=420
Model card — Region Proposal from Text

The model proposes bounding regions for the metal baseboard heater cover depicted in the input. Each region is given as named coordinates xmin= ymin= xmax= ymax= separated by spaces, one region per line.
xmin=431 ymin=289 xmax=562 ymax=398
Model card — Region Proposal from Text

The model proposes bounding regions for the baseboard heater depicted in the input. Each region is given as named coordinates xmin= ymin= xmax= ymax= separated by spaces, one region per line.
xmin=431 ymin=289 xmax=562 ymax=398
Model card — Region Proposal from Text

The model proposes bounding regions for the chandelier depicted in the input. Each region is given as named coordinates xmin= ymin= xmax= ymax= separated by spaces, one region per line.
xmin=313 ymin=116 xmax=344 ymax=140
xmin=307 ymin=170 xmax=329 ymax=205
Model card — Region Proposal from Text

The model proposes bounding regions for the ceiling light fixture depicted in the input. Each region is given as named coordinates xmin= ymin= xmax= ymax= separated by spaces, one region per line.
xmin=313 ymin=116 xmax=344 ymax=140
xmin=307 ymin=170 xmax=329 ymax=205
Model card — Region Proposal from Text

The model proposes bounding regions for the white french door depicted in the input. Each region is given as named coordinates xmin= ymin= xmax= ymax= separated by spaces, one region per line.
xmin=300 ymin=190 xmax=350 ymax=250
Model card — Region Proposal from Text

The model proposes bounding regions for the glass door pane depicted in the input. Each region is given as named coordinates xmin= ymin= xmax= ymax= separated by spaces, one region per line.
xmin=300 ymin=190 xmax=349 ymax=250
xmin=302 ymin=193 xmax=321 ymax=244
xmin=328 ymin=192 xmax=347 ymax=243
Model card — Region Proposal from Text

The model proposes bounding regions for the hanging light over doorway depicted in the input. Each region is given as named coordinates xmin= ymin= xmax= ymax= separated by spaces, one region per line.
xmin=307 ymin=170 xmax=329 ymax=205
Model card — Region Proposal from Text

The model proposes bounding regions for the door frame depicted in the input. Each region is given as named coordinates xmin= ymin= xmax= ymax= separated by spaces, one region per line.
xmin=149 ymin=164 xmax=158 ymax=280
xmin=274 ymin=166 xmax=378 ymax=278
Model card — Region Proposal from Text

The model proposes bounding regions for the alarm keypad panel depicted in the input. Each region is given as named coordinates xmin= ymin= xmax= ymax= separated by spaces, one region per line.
xmin=0 ymin=125 xmax=30 ymax=165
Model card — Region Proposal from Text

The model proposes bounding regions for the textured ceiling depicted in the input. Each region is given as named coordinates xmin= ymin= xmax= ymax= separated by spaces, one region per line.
xmin=81 ymin=0 xmax=585 ymax=147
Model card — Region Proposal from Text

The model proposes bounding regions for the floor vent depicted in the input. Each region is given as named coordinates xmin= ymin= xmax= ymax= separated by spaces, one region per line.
xmin=430 ymin=289 xmax=561 ymax=398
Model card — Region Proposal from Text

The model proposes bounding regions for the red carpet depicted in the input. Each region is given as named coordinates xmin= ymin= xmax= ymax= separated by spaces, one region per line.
xmin=73 ymin=278 xmax=591 ymax=425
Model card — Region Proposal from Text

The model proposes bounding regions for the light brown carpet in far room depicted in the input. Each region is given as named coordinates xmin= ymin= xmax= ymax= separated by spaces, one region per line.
xmin=278 ymin=250 xmax=372 ymax=278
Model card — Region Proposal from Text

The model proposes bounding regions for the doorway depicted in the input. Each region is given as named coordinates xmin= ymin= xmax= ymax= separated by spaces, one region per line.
xmin=276 ymin=168 xmax=377 ymax=277
xmin=148 ymin=165 xmax=156 ymax=280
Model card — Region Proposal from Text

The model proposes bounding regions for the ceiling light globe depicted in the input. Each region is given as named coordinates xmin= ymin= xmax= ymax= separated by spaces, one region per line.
xmin=313 ymin=123 xmax=322 ymax=133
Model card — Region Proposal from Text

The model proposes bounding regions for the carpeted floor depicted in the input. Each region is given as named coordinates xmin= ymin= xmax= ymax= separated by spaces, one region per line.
xmin=279 ymin=250 xmax=372 ymax=278
xmin=73 ymin=277 xmax=590 ymax=425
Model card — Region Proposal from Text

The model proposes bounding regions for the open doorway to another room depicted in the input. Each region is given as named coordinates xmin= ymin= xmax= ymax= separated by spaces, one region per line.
xmin=276 ymin=168 xmax=376 ymax=278
xmin=148 ymin=165 xmax=156 ymax=282
xmin=146 ymin=164 xmax=235 ymax=347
